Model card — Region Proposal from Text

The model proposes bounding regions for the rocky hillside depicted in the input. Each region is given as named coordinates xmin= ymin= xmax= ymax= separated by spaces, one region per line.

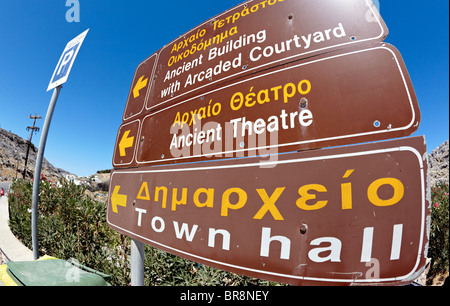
xmin=0 ymin=127 xmax=72 ymax=182
xmin=428 ymin=140 xmax=449 ymax=186
xmin=1 ymin=127 xmax=110 ymax=199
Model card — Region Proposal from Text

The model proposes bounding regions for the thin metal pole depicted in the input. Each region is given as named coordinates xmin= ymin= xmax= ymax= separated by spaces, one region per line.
xmin=31 ymin=85 xmax=62 ymax=260
xmin=131 ymin=239 xmax=145 ymax=286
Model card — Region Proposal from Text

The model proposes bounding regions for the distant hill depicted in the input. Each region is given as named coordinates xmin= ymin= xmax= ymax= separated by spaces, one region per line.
xmin=0 ymin=127 xmax=73 ymax=182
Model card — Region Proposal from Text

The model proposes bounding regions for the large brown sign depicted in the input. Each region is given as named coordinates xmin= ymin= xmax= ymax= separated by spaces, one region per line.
xmin=121 ymin=0 xmax=388 ymax=121
xmin=113 ymin=44 xmax=420 ymax=168
xmin=107 ymin=136 xmax=430 ymax=286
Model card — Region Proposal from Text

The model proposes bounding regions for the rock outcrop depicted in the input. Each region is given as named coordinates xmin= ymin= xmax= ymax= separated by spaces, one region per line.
xmin=0 ymin=128 xmax=72 ymax=182
xmin=428 ymin=140 xmax=449 ymax=187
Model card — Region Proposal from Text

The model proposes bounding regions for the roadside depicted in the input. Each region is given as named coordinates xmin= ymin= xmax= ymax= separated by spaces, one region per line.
xmin=1 ymin=185 xmax=34 ymax=286
xmin=0 ymin=186 xmax=34 ymax=263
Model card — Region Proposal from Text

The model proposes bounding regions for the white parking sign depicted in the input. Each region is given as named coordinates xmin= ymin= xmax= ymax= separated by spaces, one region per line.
xmin=47 ymin=29 xmax=89 ymax=91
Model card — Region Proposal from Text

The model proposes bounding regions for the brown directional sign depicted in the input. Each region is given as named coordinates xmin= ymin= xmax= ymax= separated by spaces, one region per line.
xmin=113 ymin=44 xmax=420 ymax=168
xmin=123 ymin=55 xmax=156 ymax=121
xmin=107 ymin=136 xmax=430 ymax=286
xmin=109 ymin=0 xmax=427 ymax=287
xmin=120 ymin=0 xmax=388 ymax=119
xmin=113 ymin=120 xmax=140 ymax=167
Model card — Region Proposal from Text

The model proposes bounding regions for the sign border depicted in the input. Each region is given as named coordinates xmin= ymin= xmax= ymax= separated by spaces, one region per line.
xmin=107 ymin=140 xmax=427 ymax=284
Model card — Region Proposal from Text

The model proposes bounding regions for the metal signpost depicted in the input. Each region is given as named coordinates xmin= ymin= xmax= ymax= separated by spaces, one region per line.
xmin=108 ymin=0 xmax=430 ymax=286
xmin=31 ymin=29 xmax=89 ymax=260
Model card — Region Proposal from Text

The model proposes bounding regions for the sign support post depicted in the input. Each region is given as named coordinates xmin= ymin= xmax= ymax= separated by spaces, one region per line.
xmin=131 ymin=239 xmax=145 ymax=286
xmin=31 ymin=29 xmax=88 ymax=260
xmin=31 ymin=85 xmax=62 ymax=260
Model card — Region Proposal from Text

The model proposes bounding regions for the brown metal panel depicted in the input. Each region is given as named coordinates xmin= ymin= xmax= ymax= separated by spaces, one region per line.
xmin=138 ymin=0 xmax=388 ymax=112
xmin=107 ymin=136 xmax=430 ymax=286
xmin=122 ymin=54 xmax=157 ymax=121
xmin=113 ymin=44 xmax=419 ymax=168
xmin=112 ymin=120 xmax=140 ymax=168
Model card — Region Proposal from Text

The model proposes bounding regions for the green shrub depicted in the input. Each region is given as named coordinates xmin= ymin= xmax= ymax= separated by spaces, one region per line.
xmin=8 ymin=178 xmax=130 ymax=286
xmin=7 ymin=178 xmax=281 ymax=286
xmin=428 ymin=182 xmax=449 ymax=279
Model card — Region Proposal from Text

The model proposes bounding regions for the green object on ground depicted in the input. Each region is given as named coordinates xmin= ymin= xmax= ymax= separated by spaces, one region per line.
xmin=6 ymin=259 xmax=110 ymax=286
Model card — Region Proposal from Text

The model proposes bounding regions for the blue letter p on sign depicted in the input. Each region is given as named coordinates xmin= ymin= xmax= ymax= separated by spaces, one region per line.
xmin=47 ymin=29 xmax=89 ymax=91
xmin=53 ymin=45 xmax=79 ymax=81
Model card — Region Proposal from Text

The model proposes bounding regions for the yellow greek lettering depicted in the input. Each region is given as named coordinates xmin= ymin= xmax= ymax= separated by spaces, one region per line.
xmin=173 ymin=112 xmax=181 ymax=127
xmin=253 ymin=188 xmax=285 ymax=220
xmin=168 ymin=56 xmax=175 ymax=67
xmin=283 ymin=82 xmax=296 ymax=103
xmin=367 ymin=178 xmax=404 ymax=207
xmin=232 ymin=12 xmax=240 ymax=23
xmin=296 ymin=184 xmax=328 ymax=211
xmin=212 ymin=102 xmax=221 ymax=116
xmin=155 ymin=186 xmax=168 ymax=208
xmin=137 ymin=182 xmax=150 ymax=200
xmin=229 ymin=26 xmax=238 ymax=36
xmin=241 ymin=6 xmax=250 ymax=16
xmin=190 ymin=43 xmax=197 ymax=55
xmin=181 ymin=112 xmax=189 ymax=126
xmin=341 ymin=170 xmax=354 ymax=210
xmin=245 ymin=87 xmax=256 ymax=108
xmin=230 ymin=92 xmax=244 ymax=111
xmin=193 ymin=188 xmax=214 ymax=208
xmin=298 ymin=79 xmax=312 ymax=95
xmin=171 ymin=43 xmax=178 ymax=54
xmin=221 ymin=188 xmax=247 ymax=216
xmin=257 ymin=89 xmax=270 ymax=105
xmin=270 ymin=85 xmax=282 ymax=101
xmin=189 ymin=110 xmax=198 ymax=125
xmin=198 ymin=106 xmax=206 ymax=120
xmin=171 ymin=188 xmax=188 ymax=211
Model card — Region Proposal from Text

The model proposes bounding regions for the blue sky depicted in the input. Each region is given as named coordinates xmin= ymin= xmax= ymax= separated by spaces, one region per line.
xmin=0 ymin=0 xmax=448 ymax=177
